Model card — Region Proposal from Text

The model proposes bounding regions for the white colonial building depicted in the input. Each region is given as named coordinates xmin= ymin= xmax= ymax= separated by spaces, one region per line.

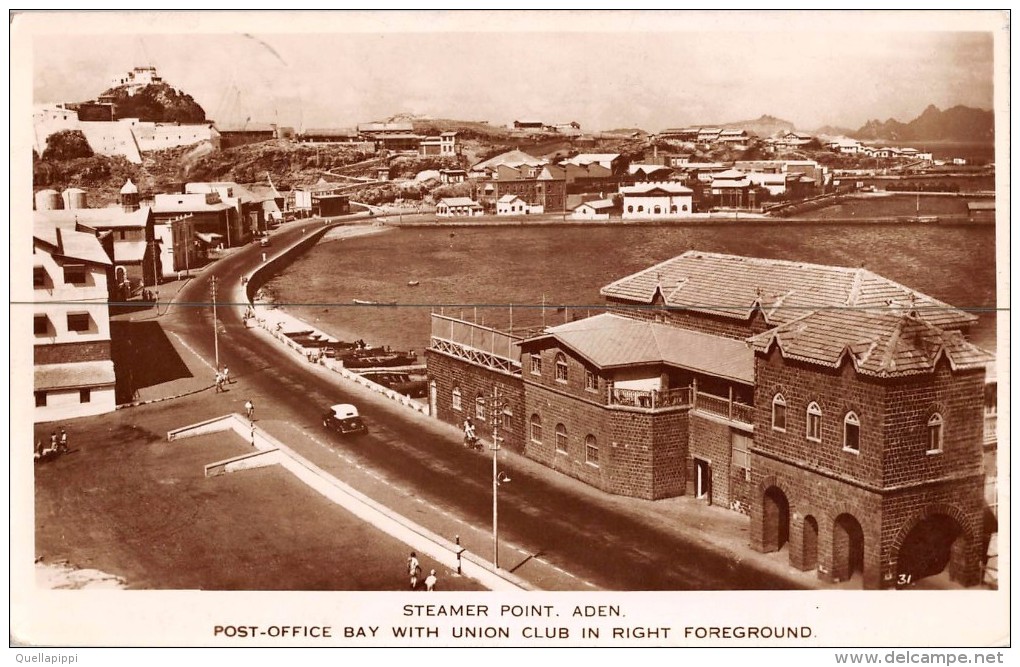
xmin=33 ymin=223 xmax=117 ymax=422
xmin=620 ymin=182 xmax=694 ymax=219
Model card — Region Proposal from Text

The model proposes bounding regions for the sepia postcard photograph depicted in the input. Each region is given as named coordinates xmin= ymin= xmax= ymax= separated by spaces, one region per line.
xmin=9 ymin=9 xmax=1011 ymax=654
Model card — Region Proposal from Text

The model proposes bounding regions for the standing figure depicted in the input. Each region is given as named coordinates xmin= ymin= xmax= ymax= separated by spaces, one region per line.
xmin=223 ymin=367 xmax=231 ymax=385
xmin=245 ymin=399 xmax=255 ymax=421
xmin=215 ymin=371 xmax=224 ymax=393
xmin=59 ymin=428 xmax=68 ymax=454
xmin=408 ymin=552 xmax=421 ymax=590
xmin=425 ymin=569 xmax=437 ymax=592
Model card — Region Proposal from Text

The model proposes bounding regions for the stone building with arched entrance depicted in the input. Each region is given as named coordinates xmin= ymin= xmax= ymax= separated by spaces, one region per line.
xmin=747 ymin=308 xmax=993 ymax=589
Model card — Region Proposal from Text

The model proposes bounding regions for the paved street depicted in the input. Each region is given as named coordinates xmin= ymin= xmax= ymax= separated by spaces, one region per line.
xmin=144 ymin=218 xmax=815 ymax=591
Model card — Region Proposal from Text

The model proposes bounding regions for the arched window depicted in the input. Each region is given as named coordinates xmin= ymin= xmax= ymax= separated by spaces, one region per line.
xmin=670 ymin=205 xmax=678 ymax=214
xmin=475 ymin=394 xmax=487 ymax=421
xmin=926 ymin=413 xmax=944 ymax=454
xmin=452 ymin=386 xmax=462 ymax=411
xmin=627 ymin=205 xmax=634 ymax=213
xmin=653 ymin=205 xmax=662 ymax=215
xmin=772 ymin=393 xmax=787 ymax=431
xmin=843 ymin=412 xmax=860 ymax=453
xmin=555 ymin=353 xmax=569 ymax=383
xmin=530 ymin=413 xmax=542 ymax=443
xmin=555 ymin=423 xmax=568 ymax=453
xmin=806 ymin=402 xmax=822 ymax=442
xmin=682 ymin=204 xmax=689 ymax=212
xmin=585 ymin=434 xmax=599 ymax=466
xmin=637 ymin=205 xmax=645 ymax=213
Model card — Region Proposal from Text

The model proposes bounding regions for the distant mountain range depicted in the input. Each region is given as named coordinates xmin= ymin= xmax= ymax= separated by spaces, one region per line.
xmin=819 ymin=105 xmax=993 ymax=142
xmin=707 ymin=114 xmax=796 ymax=138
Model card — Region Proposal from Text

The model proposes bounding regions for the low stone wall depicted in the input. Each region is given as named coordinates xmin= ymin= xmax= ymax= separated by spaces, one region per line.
xmin=168 ymin=413 xmax=533 ymax=591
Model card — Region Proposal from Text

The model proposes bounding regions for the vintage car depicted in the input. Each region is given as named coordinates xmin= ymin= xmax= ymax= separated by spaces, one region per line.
xmin=321 ymin=403 xmax=367 ymax=436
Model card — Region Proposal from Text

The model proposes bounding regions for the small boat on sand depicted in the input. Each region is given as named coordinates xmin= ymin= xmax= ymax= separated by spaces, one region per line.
xmin=407 ymin=280 xmax=420 ymax=287
xmin=353 ymin=298 xmax=398 ymax=305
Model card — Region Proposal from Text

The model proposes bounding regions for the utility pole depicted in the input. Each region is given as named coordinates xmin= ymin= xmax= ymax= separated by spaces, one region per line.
xmin=150 ymin=235 xmax=160 ymax=310
xmin=211 ymin=276 xmax=220 ymax=370
xmin=490 ymin=386 xmax=510 ymax=569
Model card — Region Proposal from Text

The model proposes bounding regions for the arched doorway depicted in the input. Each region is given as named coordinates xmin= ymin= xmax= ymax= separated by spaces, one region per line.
xmin=761 ymin=486 xmax=790 ymax=552
xmin=832 ymin=513 xmax=865 ymax=583
xmin=897 ymin=514 xmax=966 ymax=586
xmin=800 ymin=515 xmax=819 ymax=571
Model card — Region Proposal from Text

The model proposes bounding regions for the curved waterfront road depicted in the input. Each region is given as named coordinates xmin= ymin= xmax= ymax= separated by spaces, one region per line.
xmin=170 ymin=220 xmax=804 ymax=591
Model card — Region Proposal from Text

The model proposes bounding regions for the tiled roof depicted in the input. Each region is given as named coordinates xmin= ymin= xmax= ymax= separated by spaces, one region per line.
xmin=749 ymin=309 xmax=994 ymax=378
xmin=35 ymin=360 xmax=116 ymax=390
xmin=524 ymin=313 xmax=754 ymax=383
xmin=599 ymin=250 xmax=977 ymax=331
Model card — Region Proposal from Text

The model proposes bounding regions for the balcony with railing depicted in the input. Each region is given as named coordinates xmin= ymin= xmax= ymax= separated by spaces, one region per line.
xmin=609 ymin=386 xmax=693 ymax=410
xmin=692 ymin=390 xmax=755 ymax=427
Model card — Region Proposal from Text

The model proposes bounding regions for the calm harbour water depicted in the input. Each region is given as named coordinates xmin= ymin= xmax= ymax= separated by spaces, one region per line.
xmin=269 ymin=222 xmax=998 ymax=357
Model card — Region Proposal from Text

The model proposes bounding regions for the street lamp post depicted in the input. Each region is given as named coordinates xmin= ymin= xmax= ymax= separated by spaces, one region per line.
xmin=490 ymin=387 xmax=510 ymax=569
xmin=210 ymin=276 xmax=220 ymax=370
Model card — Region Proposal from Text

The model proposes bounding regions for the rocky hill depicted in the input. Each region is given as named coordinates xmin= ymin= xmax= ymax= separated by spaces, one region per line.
xmin=853 ymin=104 xmax=993 ymax=142
xmin=97 ymin=82 xmax=207 ymax=123
xmin=712 ymin=114 xmax=795 ymax=138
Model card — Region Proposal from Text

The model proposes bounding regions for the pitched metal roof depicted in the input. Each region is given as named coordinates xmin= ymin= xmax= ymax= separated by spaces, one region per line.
xmin=113 ymin=240 xmax=148 ymax=263
xmin=471 ymin=150 xmax=545 ymax=172
xmin=749 ymin=309 xmax=994 ymax=378
xmin=521 ymin=313 xmax=754 ymax=383
xmin=34 ymin=206 xmax=151 ymax=229
xmin=620 ymin=183 xmax=693 ymax=195
xmin=33 ymin=224 xmax=112 ymax=266
xmin=35 ymin=360 xmax=116 ymax=390
xmin=599 ymin=250 xmax=977 ymax=331
xmin=438 ymin=197 xmax=482 ymax=207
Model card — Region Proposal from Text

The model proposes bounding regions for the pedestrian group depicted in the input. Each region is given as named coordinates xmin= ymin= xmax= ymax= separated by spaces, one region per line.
xmin=407 ymin=552 xmax=439 ymax=591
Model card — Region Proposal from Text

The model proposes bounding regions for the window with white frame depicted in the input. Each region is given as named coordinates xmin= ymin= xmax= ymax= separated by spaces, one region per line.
xmin=531 ymin=354 xmax=542 ymax=375
xmin=530 ymin=413 xmax=542 ymax=443
xmin=451 ymin=386 xmax=462 ymax=411
xmin=555 ymin=423 xmax=567 ymax=453
xmin=475 ymin=394 xmax=487 ymax=422
xmin=555 ymin=353 xmax=568 ymax=383
xmin=843 ymin=411 xmax=860 ymax=453
xmin=585 ymin=434 xmax=599 ymax=466
xmin=772 ymin=393 xmax=787 ymax=431
xmin=926 ymin=413 xmax=944 ymax=454
xmin=806 ymin=402 xmax=822 ymax=442
xmin=585 ymin=369 xmax=597 ymax=393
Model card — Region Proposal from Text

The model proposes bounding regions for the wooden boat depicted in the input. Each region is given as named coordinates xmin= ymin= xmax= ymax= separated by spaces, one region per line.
xmin=353 ymin=298 xmax=398 ymax=305
xmin=407 ymin=280 xmax=420 ymax=287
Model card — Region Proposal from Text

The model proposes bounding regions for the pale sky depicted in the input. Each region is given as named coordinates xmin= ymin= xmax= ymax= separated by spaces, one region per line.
xmin=24 ymin=11 xmax=997 ymax=133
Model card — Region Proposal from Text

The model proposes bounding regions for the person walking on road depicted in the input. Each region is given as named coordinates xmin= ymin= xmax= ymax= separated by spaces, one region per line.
xmin=408 ymin=552 xmax=421 ymax=590
xmin=245 ymin=399 xmax=255 ymax=421
xmin=425 ymin=569 xmax=437 ymax=592
xmin=223 ymin=367 xmax=231 ymax=385
xmin=214 ymin=371 xmax=224 ymax=393
xmin=59 ymin=428 xmax=68 ymax=454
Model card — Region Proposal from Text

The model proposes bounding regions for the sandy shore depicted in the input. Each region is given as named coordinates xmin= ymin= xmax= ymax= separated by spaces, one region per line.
xmin=36 ymin=561 xmax=126 ymax=590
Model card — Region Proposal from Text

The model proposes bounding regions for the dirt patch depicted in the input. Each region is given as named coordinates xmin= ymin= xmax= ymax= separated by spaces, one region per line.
xmin=36 ymin=560 xmax=127 ymax=590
